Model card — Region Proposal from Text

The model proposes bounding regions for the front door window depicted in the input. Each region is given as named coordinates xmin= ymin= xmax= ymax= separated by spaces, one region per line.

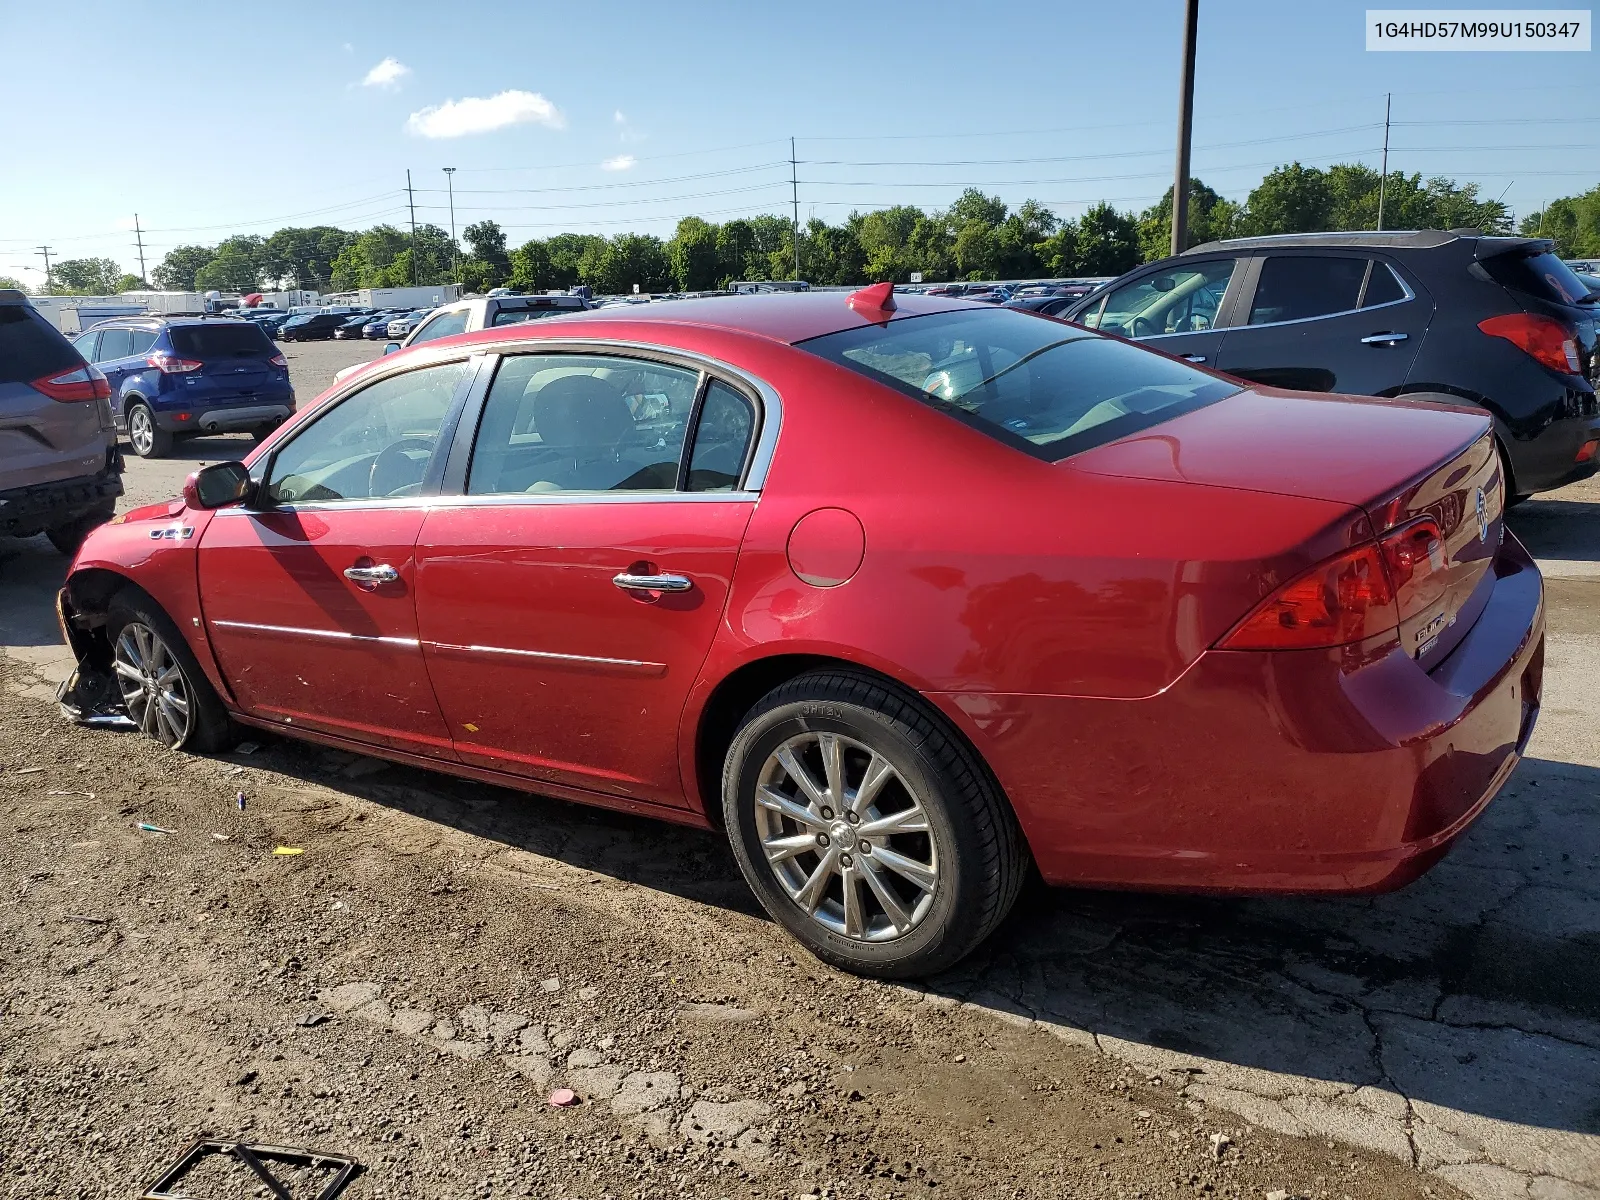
xmin=1083 ymin=259 xmax=1237 ymax=338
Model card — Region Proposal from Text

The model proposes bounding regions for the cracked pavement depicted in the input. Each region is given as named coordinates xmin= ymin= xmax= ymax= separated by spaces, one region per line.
xmin=1 ymin=341 xmax=1597 ymax=1199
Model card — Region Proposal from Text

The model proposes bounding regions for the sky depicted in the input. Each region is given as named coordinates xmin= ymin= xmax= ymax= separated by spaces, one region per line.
xmin=0 ymin=0 xmax=1590 ymax=286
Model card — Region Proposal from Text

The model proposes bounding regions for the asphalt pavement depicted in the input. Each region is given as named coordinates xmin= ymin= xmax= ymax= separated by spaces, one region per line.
xmin=1 ymin=337 xmax=1597 ymax=1199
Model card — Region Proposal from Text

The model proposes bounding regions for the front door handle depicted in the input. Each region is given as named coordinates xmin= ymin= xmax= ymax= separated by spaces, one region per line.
xmin=1360 ymin=332 xmax=1409 ymax=345
xmin=1180 ymin=354 xmax=1207 ymax=363
xmin=613 ymin=572 xmax=693 ymax=594
xmin=344 ymin=563 xmax=399 ymax=587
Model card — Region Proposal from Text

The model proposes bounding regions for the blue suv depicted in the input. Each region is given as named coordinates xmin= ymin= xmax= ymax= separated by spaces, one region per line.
xmin=70 ymin=316 xmax=294 ymax=458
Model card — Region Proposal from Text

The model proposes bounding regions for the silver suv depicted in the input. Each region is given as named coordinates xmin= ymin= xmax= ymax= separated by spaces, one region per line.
xmin=0 ymin=290 xmax=123 ymax=553
xmin=332 ymin=293 xmax=591 ymax=384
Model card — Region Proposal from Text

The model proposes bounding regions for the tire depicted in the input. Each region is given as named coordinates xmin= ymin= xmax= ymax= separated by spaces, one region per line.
xmin=126 ymin=402 xmax=171 ymax=459
xmin=106 ymin=592 xmax=235 ymax=753
xmin=721 ymin=669 xmax=1027 ymax=979
xmin=45 ymin=500 xmax=115 ymax=556
xmin=1497 ymin=442 xmax=1531 ymax=509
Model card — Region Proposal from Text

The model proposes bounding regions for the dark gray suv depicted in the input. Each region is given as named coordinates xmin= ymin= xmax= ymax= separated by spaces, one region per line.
xmin=0 ymin=290 xmax=123 ymax=553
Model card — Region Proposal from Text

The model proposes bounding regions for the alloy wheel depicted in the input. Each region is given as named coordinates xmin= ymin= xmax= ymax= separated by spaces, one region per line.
xmin=128 ymin=407 xmax=154 ymax=456
xmin=754 ymin=732 xmax=938 ymax=942
xmin=112 ymin=622 xmax=192 ymax=747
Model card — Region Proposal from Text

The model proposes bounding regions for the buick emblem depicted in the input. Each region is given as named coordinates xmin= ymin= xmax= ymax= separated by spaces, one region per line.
xmin=1474 ymin=486 xmax=1488 ymax=544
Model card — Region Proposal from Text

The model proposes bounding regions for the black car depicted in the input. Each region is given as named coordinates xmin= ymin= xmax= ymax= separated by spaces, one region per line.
xmin=278 ymin=312 xmax=352 ymax=342
xmin=1004 ymin=286 xmax=1098 ymax=317
xmin=333 ymin=311 xmax=380 ymax=339
xmin=1065 ymin=230 xmax=1600 ymax=498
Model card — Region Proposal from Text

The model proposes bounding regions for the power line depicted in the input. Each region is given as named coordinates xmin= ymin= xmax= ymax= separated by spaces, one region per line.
xmin=410 ymin=163 xmax=788 ymax=196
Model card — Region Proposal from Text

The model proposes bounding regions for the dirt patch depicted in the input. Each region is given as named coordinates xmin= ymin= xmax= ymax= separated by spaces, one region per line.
xmin=0 ymin=661 xmax=1454 ymax=1199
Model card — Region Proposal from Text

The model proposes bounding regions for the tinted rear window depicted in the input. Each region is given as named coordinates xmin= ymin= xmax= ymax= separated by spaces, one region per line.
xmin=169 ymin=323 xmax=275 ymax=357
xmin=490 ymin=306 xmax=581 ymax=326
xmin=799 ymin=308 xmax=1239 ymax=462
xmin=1482 ymin=249 xmax=1590 ymax=307
xmin=0 ymin=305 xmax=82 ymax=384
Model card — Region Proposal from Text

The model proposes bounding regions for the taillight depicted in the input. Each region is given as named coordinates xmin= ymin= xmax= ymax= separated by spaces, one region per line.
xmin=1222 ymin=517 xmax=1455 ymax=652
xmin=1478 ymin=313 xmax=1582 ymax=375
xmin=1577 ymin=439 xmax=1598 ymax=464
xmin=269 ymin=353 xmax=287 ymax=368
xmin=1221 ymin=544 xmax=1397 ymax=650
xmin=33 ymin=365 xmax=111 ymax=402
xmin=146 ymin=352 xmax=203 ymax=374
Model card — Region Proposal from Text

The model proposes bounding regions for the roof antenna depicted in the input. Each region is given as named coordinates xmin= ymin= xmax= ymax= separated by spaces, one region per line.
xmin=847 ymin=281 xmax=896 ymax=315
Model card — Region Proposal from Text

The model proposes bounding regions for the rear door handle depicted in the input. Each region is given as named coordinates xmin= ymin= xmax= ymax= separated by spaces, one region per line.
xmin=1180 ymin=354 xmax=1207 ymax=363
xmin=613 ymin=572 xmax=693 ymax=594
xmin=1361 ymin=332 xmax=1409 ymax=345
xmin=344 ymin=563 xmax=399 ymax=586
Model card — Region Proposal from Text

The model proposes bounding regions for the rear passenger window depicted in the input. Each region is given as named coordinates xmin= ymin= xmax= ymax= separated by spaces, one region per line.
xmin=97 ymin=328 xmax=133 ymax=361
xmin=1248 ymin=257 xmax=1367 ymax=325
xmin=128 ymin=330 xmax=157 ymax=356
xmin=1361 ymin=263 xmax=1406 ymax=308
xmin=467 ymin=354 xmax=702 ymax=495
xmin=687 ymin=382 xmax=755 ymax=492
xmin=0 ymin=306 xmax=81 ymax=384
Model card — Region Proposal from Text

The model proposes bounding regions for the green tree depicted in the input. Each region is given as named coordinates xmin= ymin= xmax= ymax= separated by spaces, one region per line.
xmin=1137 ymin=178 xmax=1236 ymax=261
xmin=591 ymin=233 xmax=671 ymax=295
xmin=262 ymin=226 xmax=358 ymax=290
xmin=152 ymin=245 xmax=216 ymax=291
xmin=509 ymin=239 xmax=552 ymax=292
xmin=0 ymin=275 xmax=29 ymax=294
xmin=49 ymin=257 xmax=123 ymax=294
xmin=462 ymin=219 xmax=510 ymax=289
xmin=1036 ymin=221 xmax=1079 ymax=276
xmin=1075 ymin=203 xmax=1141 ymax=275
xmin=855 ymin=206 xmax=925 ymax=282
xmin=1241 ymin=162 xmax=1334 ymax=236
xmin=667 ymin=217 xmax=721 ymax=291
xmin=1522 ymin=186 xmax=1600 ymax=257
xmin=947 ymin=188 xmax=1009 ymax=229
xmin=540 ymin=234 xmax=606 ymax=290
xmin=800 ymin=217 xmax=866 ymax=285
xmin=330 ymin=225 xmax=408 ymax=290
xmin=114 ymin=273 xmax=145 ymax=292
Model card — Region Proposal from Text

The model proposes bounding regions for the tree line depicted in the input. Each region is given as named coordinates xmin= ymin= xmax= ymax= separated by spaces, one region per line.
xmin=3 ymin=161 xmax=1565 ymax=300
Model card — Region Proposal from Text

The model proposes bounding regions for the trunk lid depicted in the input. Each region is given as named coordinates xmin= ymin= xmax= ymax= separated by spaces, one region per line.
xmin=1068 ymin=386 xmax=1502 ymax=663
xmin=169 ymin=323 xmax=276 ymax=389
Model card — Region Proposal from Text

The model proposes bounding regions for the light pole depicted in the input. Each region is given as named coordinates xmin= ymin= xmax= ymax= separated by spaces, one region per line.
xmin=443 ymin=168 xmax=459 ymax=288
xmin=1170 ymin=0 xmax=1199 ymax=256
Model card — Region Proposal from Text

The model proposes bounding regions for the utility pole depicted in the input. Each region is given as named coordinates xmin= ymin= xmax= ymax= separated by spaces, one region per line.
xmin=405 ymin=169 xmax=419 ymax=286
xmin=132 ymin=214 xmax=148 ymax=286
xmin=1170 ymin=0 xmax=1200 ymax=256
xmin=1376 ymin=92 xmax=1392 ymax=231
xmin=790 ymin=137 xmax=801 ymax=282
xmin=443 ymin=168 xmax=459 ymax=287
xmin=35 ymin=246 xmax=55 ymax=293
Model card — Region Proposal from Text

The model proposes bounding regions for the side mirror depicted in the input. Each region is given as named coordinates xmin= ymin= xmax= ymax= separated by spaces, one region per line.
xmin=183 ymin=461 xmax=253 ymax=510
xmin=383 ymin=342 xmax=401 ymax=355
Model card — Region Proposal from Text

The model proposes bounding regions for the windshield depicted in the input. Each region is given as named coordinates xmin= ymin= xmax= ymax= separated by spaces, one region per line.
xmin=1483 ymin=248 xmax=1592 ymax=307
xmin=799 ymin=308 xmax=1240 ymax=461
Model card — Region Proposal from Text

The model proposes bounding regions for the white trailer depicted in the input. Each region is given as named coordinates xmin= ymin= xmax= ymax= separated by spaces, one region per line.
xmin=326 ymin=285 xmax=462 ymax=310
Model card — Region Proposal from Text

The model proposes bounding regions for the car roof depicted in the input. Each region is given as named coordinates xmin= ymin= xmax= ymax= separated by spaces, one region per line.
xmin=1184 ymin=229 xmax=1548 ymax=255
xmin=525 ymin=290 xmax=974 ymax=345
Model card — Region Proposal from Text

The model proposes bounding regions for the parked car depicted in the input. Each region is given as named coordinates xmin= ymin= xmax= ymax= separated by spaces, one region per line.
xmin=70 ymin=316 xmax=293 ymax=458
xmin=335 ymin=294 xmax=592 ymax=382
xmin=384 ymin=310 xmax=431 ymax=339
xmin=59 ymin=286 xmax=1543 ymax=977
xmin=362 ymin=311 xmax=405 ymax=340
xmin=278 ymin=312 xmax=350 ymax=342
xmin=242 ymin=310 xmax=291 ymax=338
xmin=1066 ymin=231 xmax=1600 ymax=499
xmin=1004 ymin=288 xmax=1096 ymax=317
xmin=0 ymin=289 xmax=122 ymax=553
xmin=333 ymin=313 xmax=379 ymax=340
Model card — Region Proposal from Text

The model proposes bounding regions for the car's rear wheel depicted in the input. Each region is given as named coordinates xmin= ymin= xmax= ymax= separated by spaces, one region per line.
xmin=46 ymin=500 xmax=115 ymax=556
xmin=722 ymin=669 xmax=1026 ymax=979
xmin=126 ymin=402 xmax=171 ymax=459
xmin=107 ymin=593 xmax=234 ymax=752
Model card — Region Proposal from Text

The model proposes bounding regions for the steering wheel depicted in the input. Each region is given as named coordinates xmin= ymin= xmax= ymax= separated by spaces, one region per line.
xmin=368 ymin=438 xmax=434 ymax=498
xmin=1131 ymin=316 xmax=1158 ymax=338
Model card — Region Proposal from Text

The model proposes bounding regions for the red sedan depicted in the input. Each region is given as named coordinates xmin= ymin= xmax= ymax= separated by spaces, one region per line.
xmin=58 ymin=284 xmax=1544 ymax=977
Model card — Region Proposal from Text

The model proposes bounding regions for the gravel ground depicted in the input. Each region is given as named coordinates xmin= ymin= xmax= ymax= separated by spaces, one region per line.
xmin=0 ymin=665 xmax=1450 ymax=1199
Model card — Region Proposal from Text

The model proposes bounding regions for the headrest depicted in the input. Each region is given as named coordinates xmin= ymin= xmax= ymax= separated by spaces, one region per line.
xmin=532 ymin=375 xmax=633 ymax=449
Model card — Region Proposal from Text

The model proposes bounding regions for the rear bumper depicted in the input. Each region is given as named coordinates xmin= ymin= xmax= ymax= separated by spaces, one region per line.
xmin=0 ymin=454 xmax=124 ymax=536
xmin=1503 ymin=410 xmax=1600 ymax=494
xmin=939 ymin=531 xmax=1545 ymax=894
xmin=157 ymin=403 xmax=292 ymax=434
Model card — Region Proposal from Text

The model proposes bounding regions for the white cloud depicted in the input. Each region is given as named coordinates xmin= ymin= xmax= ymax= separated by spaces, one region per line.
xmin=361 ymin=57 xmax=410 ymax=88
xmin=613 ymin=110 xmax=626 ymax=124
xmin=406 ymin=90 xmax=565 ymax=138
xmin=600 ymin=154 xmax=636 ymax=172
